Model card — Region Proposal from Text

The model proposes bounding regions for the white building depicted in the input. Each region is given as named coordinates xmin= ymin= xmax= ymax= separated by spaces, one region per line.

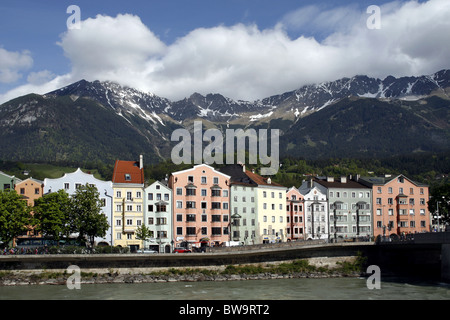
xmin=298 ymin=179 xmax=329 ymax=240
xmin=143 ymin=180 xmax=173 ymax=253
xmin=43 ymin=168 xmax=113 ymax=245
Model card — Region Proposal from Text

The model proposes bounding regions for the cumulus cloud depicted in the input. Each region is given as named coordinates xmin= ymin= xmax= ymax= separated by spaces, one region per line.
xmin=1 ymin=0 xmax=449 ymax=104
xmin=0 ymin=48 xmax=33 ymax=83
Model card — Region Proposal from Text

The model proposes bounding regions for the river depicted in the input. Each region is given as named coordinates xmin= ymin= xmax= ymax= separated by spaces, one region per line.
xmin=0 ymin=276 xmax=449 ymax=300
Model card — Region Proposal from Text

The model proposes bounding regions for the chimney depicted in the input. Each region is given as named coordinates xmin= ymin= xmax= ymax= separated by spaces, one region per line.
xmin=139 ymin=154 xmax=143 ymax=169
xmin=242 ymin=164 xmax=246 ymax=173
xmin=327 ymin=176 xmax=334 ymax=182
xmin=309 ymin=179 xmax=314 ymax=188
xmin=267 ymin=177 xmax=271 ymax=184
xmin=341 ymin=176 xmax=347 ymax=183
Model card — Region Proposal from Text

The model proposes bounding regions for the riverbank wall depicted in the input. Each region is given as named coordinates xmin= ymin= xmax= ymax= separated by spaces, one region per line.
xmin=0 ymin=242 xmax=366 ymax=286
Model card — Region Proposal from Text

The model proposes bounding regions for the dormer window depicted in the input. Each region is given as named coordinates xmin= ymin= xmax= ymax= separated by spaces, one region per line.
xmin=125 ymin=174 xmax=131 ymax=181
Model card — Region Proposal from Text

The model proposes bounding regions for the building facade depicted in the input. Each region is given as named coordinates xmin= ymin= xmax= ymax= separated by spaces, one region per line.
xmin=220 ymin=164 xmax=259 ymax=245
xmin=112 ymin=156 xmax=145 ymax=251
xmin=143 ymin=180 xmax=173 ymax=253
xmin=0 ymin=171 xmax=21 ymax=191
xmin=15 ymin=177 xmax=44 ymax=237
xmin=299 ymin=180 xmax=329 ymax=240
xmin=358 ymin=174 xmax=430 ymax=239
xmin=286 ymin=186 xmax=305 ymax=241
xmin=313 ymin=176 xmax=372 ymax=241
xmin=169 ymin=164 xmax=231 ymax=249
xmin=244 ymin=170 xmax=287 ymax=244
xmin=43 ymin=168 xmax=113 ymax=245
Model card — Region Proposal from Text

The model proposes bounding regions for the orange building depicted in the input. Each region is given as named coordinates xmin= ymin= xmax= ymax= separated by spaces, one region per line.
xmin=286 ymin=187 xmax=305 ymax=241
xmin=358 ymin=174 xmax=430 ymax=240
xmin=15 ymin=177 xmax=44 ymax=237
xmin=169 ymin=164 xmax=231 ymax=249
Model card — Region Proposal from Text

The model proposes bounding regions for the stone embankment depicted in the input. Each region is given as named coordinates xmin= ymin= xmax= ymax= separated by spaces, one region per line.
xmin=0 ymin=268 xmax=363 ymax=286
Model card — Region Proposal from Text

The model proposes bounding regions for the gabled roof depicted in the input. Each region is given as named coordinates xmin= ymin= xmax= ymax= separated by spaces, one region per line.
xmin=112 ymin=160 xmax=144 ymax=184
xmin=15 ymin=177 xmax=43 ymax=186
xmin=313 ymin=177 xmax=369 ymax=189
xmin=358 ymin=174 xmax=428 ymax=187
xmin=219 ymin=164 xmax=285 ymax=188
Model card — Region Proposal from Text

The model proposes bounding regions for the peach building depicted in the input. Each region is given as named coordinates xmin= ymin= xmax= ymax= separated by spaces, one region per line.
xmin=358 ymin=174 xmax=430 ymax=240
xmin=15 ymin=178 xmax=44 ymax=237
xmin=286 ymin=187 xmax=305 ymax=241
xmin=169 ymin=164 xmax=231 ymax=248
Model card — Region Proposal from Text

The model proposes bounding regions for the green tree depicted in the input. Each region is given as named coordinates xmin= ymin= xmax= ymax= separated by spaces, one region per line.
xmin=135 ymin=224 xmax=153 ymax=248
xmin=0 ymin=190 xmax=32 ymax=245
xmin=69 ymin=183 xmax=109 ymax=246
xmin=33 ymin=189 xmax=72 ymax=241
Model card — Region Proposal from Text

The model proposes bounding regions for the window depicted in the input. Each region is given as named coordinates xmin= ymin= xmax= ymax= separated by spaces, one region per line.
xmin=127 ymin=192 xmax=132 ymax=200
xmin=148 ymin=205 xmax=153 ymax=212
xmin=136 ymin=191 xmax=141 ymax=198
xmin=212 ymin=189 xmax=221 ymax=197
xmin=388 ymin=198 xmax=393 ymax=205
xmin=201 ymin=176 xmax=207 ymax=184
xmin=388 ymin=187 xmax=393 ymax=194
xmin=186 ymin=214 xmax=196 ymax=222
xmin=176 ymin=201 xmax=182 ymax=208
xmin=188 ymin=176 xmax=194 ymax=183
xmin=148 ymin=217 xmax=154 ymax=224
xmin=263 ymin=191 xmax=267 ymax=198
xmin=211 ymin=202 xmax=221 ymax=209
xmin=186 ymin=188 xmax=196 ymax=196
xmin=156 ymin=204 xmax=166 ymax=212
xmin=223 ymin=190 xmax=228 ymax=197
xmin=127 ymin=219 xmax=133 ymax=225
xmin=124 ymin=174 xmax=131 ymax=181
xmin=148 ymin=193 xmax=153 ymax=200
xmin=64 ymin=183 xmax=69 ymax=190
xmin=213 ymin=177 xmax=219 ymax=184
xmin=186 ymin=201 xmax=196 ymax=209
xmin=176 ymin=188 xmax=182 ymax=195
xmin=223 ymin=203 xmax=229 ymax=210
xmin=201 ymin=189 xmax=207 ymax=197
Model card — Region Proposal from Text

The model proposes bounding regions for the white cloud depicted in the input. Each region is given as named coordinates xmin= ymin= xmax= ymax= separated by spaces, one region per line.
xmin=1 ymin=0 xmax=449 ymax=104
xmin=0 ymin=48 xmax=33 ymax=83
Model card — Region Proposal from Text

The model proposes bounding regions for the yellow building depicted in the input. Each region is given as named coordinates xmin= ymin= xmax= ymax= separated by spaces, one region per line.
xmin=112 ymin=156 xmax=145 ymax=251
xmin=245 ymin=170 xmax=287 ymax=243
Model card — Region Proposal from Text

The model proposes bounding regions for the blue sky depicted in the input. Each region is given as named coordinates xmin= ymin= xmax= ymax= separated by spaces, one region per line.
xmin=0 ymin=0 xmax=448 ymax=102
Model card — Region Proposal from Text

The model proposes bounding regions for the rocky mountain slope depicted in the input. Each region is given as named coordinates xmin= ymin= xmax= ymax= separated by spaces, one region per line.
xmin=0 ymin=70 xmax=448 ymax=164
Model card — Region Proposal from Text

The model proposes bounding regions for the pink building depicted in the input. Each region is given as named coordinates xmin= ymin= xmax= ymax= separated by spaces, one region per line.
xmin=359 ymin=174 xmax=430 ymax=240
xmin=286 ymin=187 xmax=305 ymax=241
xmin=169 ymin=164 xmax=231 ymax=249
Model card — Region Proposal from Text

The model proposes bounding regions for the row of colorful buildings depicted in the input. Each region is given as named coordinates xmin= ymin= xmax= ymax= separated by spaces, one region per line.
xmin=0 ymin=156 xmax=432 ymax=252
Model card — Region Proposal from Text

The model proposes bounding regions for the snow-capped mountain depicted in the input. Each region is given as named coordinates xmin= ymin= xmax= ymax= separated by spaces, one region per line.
xmin=0 ymin=69 xmax=448 ymax=163
xmin=261 ymin=69 xmax=450 ymax=118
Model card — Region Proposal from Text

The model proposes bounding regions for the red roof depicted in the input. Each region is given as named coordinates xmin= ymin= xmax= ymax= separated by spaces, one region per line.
xmin=112 ymin=160 xmax=144 ymax=184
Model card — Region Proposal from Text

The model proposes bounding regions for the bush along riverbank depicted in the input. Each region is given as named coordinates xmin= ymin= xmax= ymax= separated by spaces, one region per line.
xmin=0 ymin=256 xmax=368 ymax=286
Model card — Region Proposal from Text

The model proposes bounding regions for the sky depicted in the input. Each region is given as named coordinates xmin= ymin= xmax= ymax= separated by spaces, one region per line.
xmin=0 ymin=0 xmax=449 ymax=103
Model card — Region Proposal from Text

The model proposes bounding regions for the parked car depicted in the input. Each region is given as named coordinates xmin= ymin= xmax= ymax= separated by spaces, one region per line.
xmin=136 ymin=248 xmax=158 ymax=254
xmin=173 ymin=247 xmax=191 ymax=253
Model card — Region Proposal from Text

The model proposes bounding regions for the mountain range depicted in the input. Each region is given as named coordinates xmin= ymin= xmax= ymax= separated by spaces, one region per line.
xmin=0 ymin=69 xmax=449 ymax=165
